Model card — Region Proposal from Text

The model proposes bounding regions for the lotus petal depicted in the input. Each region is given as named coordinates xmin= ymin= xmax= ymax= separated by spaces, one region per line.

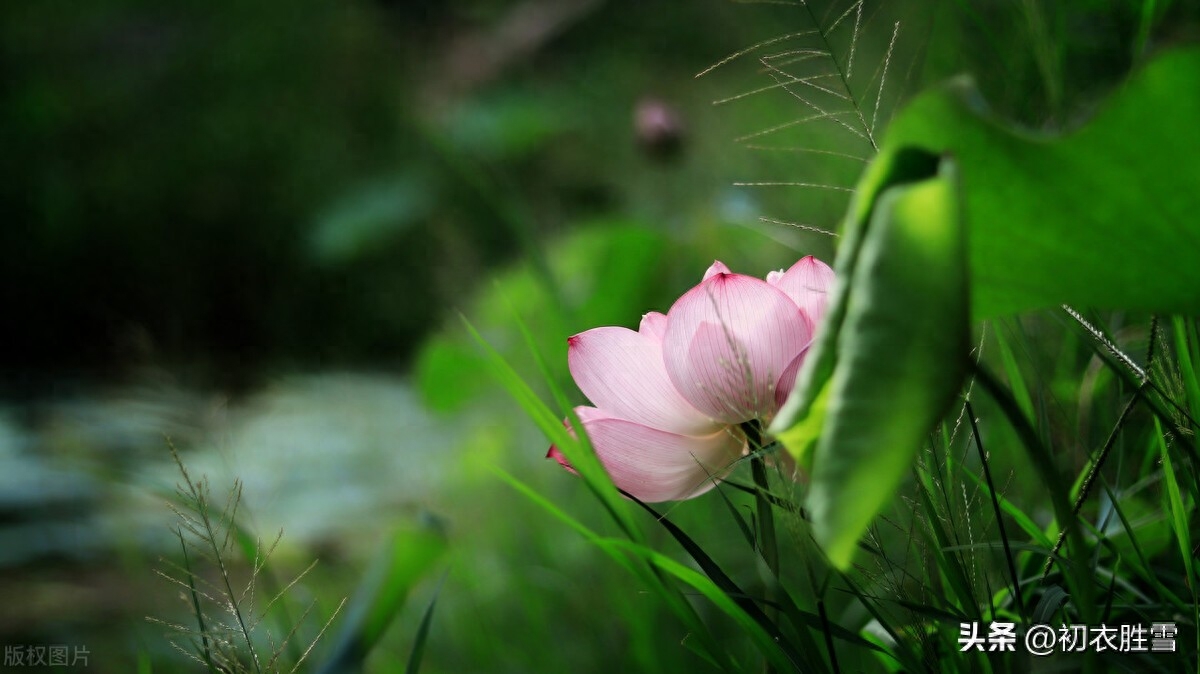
xmin=767 ymin=255 xmax=835 ymax=329
xmin=568 ymin=324 xmax=717 ymax=436
xmin=571 ymin=406 xmax=746 ymax=502
xmin=663 ymin=270 xmax=810 ymax=423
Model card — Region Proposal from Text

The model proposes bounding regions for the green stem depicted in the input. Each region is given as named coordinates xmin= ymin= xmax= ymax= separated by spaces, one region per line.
xmin=1041 ymin=386 xmax=1144 ymax=581
xmin=740 ymin=422 xmax=779 ymax=575
xmin=752 ymin=465 xmax=780 ymax=577
xmin=745 ymin=422 xmax=780 ymax=673
xmin=971 ymin=362 xmax=1097 ymax=629
xmin=966 ymin=400 xmax=1027 ymax=620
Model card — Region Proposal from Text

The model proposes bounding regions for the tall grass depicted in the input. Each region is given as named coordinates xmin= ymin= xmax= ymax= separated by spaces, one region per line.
xmin=150 ymin=444 xmax=345 ymax=673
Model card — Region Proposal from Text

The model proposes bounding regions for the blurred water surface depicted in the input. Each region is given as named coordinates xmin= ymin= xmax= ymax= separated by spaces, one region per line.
xmin=0 ymin=373 xmax=461 ymax=570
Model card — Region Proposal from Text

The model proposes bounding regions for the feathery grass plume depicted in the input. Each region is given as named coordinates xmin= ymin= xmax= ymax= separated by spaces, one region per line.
xmin=701 ymin=0 xmax=925 ymax=236
xmin=149 ymin=442 xmax=345 ymax=674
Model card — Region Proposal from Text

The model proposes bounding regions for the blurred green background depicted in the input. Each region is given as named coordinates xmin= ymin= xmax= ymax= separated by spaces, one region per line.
xmin=0 ymin=0 xmax=1188 ymax=671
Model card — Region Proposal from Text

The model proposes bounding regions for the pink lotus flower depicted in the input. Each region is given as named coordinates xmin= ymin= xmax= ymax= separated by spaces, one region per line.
xmin=550 ymin=256 xmax=834 ymax=502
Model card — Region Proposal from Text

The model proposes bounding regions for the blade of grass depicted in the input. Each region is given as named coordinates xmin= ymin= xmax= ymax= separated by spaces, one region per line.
xmin=405 ymin=574 xmax=446 ymax=674
xmin=624 ymin=493 xmax=818 ymax=672
xmin=1080 ymin=331 xmax=1197 ymax=460
xmin=707 ymin=478 xmax=843 ymax=667
xmin=965 ymin=401 xmax=1026 ymax=620
xmin=1172 ymin=316 xmax=1200 ymax=425
xmin=1133 ymin=0 xmax=1161 ymax=59
xmin=833 ymin=574 xmax=925 ymax=673
xmin=1041 ymin=386 xmax=1144 ymax=581
xmin=913 ymin=473 xmax=983 ymax=623
xmin=956 ymin=468 xmax=1052 ymax=549
xmin=494 ymin=469 xmax=735 ymax=671
xmin=1097 ymin=483 xmax=1191 ymax=614
xmin=971 ymin=361 xmax=1097 ymax=626
xmin=816 ymin=599 xmax=840 ymax=674
xmin=1031 ymin=585 xmax=1069 ymax=624
xmin=750 ymin=451 xmax=780 ymax=577
xmin=315 ymin=523 xmax=447 ymax=674
xmin=462 ymin=316 xmax=641 ymax=543
xmin=177 ymin=529 xmax=217 ymax=673
xmin=1154 ymin=416 xmax=1199 ymax=651
xmin=994 ymin=321 xmax=1035 ymax=421
xmin=603 ymin=538 xmax=803 ymax=673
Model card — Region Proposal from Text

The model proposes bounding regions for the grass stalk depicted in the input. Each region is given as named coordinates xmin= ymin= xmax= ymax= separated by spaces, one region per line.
xmin=965 ymin=401 xmax=1026 ymax=620
xmin=970 ymin=361 xmax=1098 ymax=631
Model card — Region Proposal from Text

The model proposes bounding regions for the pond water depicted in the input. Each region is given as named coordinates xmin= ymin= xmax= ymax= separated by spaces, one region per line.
xmin=0 ymin=373 xmax=458 ymax=568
